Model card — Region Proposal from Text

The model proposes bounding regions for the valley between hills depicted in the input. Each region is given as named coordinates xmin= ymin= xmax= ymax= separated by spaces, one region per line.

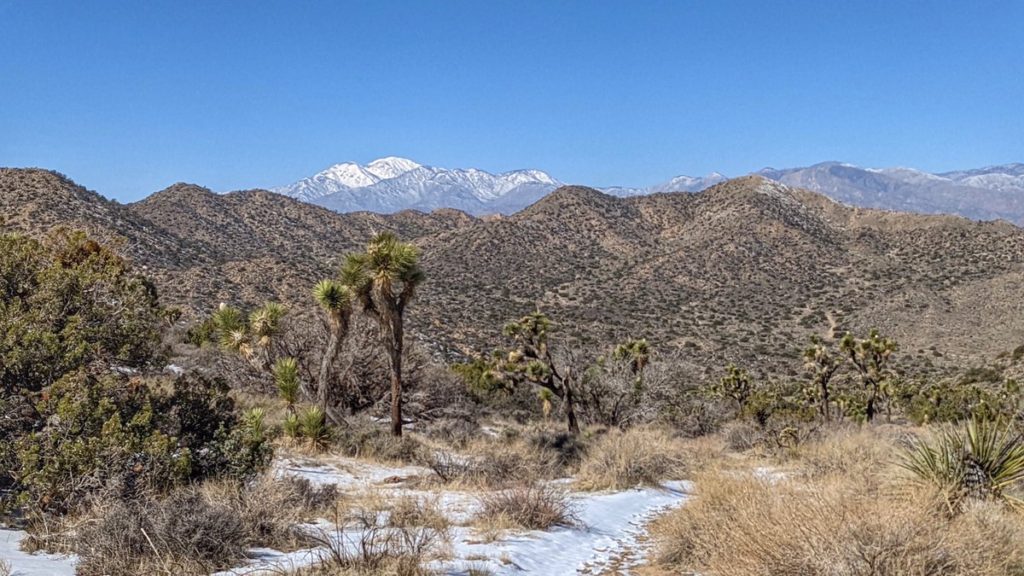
xmin=3 ymin=167 xmax=1023 ymax=384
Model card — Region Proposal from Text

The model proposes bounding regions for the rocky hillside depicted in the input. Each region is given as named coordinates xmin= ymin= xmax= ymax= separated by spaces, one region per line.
xmin=3 ymin=168 xmax=1022 ymax=381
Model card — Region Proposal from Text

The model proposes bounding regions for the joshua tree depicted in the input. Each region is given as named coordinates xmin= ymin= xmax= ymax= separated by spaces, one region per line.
xmin=803 ymin=337 xmax=843 ymax=422
xmin=212 ymin=301 xmax=286 ymax=371
xmin=715 ymin=363 xmax=754 ymax=413
xmin=613 ymin=337 xmax=651 ymax=390
xmin=840 ymin=328 xmax=898 ymax=422
xmin=312 ymin=279 xmax=355 ymax=411
xmin=496 ymin=312 xmax=583 ymax=434
xmin=341 ymin=232 xmax=425 ymax=437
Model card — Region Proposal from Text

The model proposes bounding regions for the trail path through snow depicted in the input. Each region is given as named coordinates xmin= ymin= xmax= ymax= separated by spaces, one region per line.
xmin=2 ymin=456 xmax=691 ymax=576
xmin=227 ymin=458 xmax=692 ymax=575
xmin=444 ymin=480 xmax=691 ymax=575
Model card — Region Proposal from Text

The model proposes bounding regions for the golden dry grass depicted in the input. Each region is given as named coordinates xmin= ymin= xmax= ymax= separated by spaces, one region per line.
xmin=471 ymin=485 xmax=578 ymax=532
xmin=651 ymin=428 xmax=1024 ymax=576
xmin=576 ymin=426 xmax=688 ymax=490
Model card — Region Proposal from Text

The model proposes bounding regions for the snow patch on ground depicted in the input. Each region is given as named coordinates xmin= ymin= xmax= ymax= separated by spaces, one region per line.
xmin=226 ymin=459 xmax=692 ymax=575
xmin=1 ymin=457 xmax=692 ymax=576
xmin=444 ymin=481 xmax=691 ymax=575
xmin=0 ymin=529 xmax=77 ymax=576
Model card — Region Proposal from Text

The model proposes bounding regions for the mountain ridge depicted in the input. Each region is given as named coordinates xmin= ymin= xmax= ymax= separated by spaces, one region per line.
xmin=4 ymin=168 xmax=1023 ymax=382
xmin=273 ymin=158 xmax=1024 ymax=224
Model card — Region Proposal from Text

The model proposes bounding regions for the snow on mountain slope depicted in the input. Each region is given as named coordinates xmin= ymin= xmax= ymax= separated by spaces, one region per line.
xmin=274 ymin=158 xmax=1024 ymax=223
xmin=364 ymin=156 xmax=422 ymax=180
xmin=650 ymin=172 xmax=728 ymax=193
xmin=274 ymin=158 xmax=563 ymax=215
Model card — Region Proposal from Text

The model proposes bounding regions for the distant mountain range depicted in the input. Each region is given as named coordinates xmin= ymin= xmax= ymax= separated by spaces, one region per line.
xmin=757 ymin=162 xmax=1024 ymax=224
xmin=274 ymin=158 xmax=1024 ymax=223
xmin=273 ymin=157 xmax=561 ymax=215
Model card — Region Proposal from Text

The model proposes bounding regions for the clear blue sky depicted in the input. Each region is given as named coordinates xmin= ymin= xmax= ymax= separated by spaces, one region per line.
xmin=1 ymin=1 xmax=1021 ymax=201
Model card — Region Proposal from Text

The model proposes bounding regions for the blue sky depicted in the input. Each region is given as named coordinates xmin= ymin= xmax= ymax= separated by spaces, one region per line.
xmin=1 ymin=1 xmax=1022 ymax=201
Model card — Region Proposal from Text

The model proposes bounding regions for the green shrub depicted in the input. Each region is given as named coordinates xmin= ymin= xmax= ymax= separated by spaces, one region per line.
xmin=0 ymin=230 xmax=162 ymax=395
xmin=9 ymin=372 xmax=272 ymax=514
xmin=902 ymin=381 xmax=1019 ymax=425
xmin=0 ymin=230 xmax=271 ymax=515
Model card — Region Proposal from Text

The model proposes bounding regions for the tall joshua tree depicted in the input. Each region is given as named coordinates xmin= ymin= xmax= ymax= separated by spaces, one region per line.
xmin=312 ymin=279 xmax=355 ymax=411
xmin=341 ymin=232 xmax=425 ymax=437
xmin=498 ymin=312 xmax=582 ymax=435
xmin=804 ymin=337 xmax=843 ymax=422
xmin=840 ymin=328 xmax=897 ymax=422
xmin=613 ymin=337 xmax=651 ymax=391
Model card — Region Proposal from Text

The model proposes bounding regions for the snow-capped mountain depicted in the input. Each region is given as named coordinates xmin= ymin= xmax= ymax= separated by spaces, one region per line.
xmin=275 ymin=158 xmax=1024 ymax=224
xmin=599 ymin=173 xmax=727 ymax=198
xmin=273 ymin=158 xmax=561 ymax=215
xmin=649 ymin=172 xmax=728 ymax=194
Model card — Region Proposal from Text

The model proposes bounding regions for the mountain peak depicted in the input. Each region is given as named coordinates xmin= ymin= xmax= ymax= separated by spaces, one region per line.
xmin=365 ymin=157 xmax=422 ymax=180
xmin=521 ymin=185 xmax=616 ymax=214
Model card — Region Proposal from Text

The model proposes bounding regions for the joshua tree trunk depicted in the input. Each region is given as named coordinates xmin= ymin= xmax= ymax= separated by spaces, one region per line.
xmin=560 ymin=375 xmax=581 ymax=435
xmin=386 ymin=313 xmax=405 ymax=437
xmin=820 ymin=381 xmax=831 ymax=422
xmin=317 ymin=324 xmax=341 ymax=408
xmin=865 ymin=382 xmax=878 ymax=422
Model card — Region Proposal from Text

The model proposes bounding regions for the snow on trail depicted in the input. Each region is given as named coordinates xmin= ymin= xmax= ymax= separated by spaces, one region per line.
xmin=2 ymin=457 xmax=692 ymax=576
xmin=226 ymin=458 xmax=692 ymax=575
xmin=0 ymin=529 xmax=77 ymax=576
xmin=445 ymin=481 xmax=691 ymax=575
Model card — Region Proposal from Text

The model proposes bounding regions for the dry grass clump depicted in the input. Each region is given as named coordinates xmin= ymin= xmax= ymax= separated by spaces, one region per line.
xmin=422 ymin=417 xmax=482 ymax=449
xmin=473 ymin=485 xmax=578 ymax=531
xmin=69 ymin=474 xmax=333 ymax=576
xmin=335 ymin=418 xmax=429 ymax=465
xmin=295 ymin=504 xmax=448 ymax=576
xmin=387 ymin=495 xmax=451 ymax=533
xmin=720 ymin=419 xmax=762 ymax=452
xmin=576 ymin=426 xmax=687 ymax=490
xmin=73 ymin=486 xmax=250 ymax=576
xmin=789 ymin=425 xmax=900 ymax=483
xmin=201 ymin=474 xmax=338 ymax=546
xmin=525 ymin=428 xmax=588 ymax=467
xmin=453 ymin=438 xmax=562 ymax=488
xmin=677 ymin=434 xmax=728 ymax=474
xmin=0 ymin=560 xmax=11 ymax=576
xmin=653 ymin=430 xmax=1024 ymax=576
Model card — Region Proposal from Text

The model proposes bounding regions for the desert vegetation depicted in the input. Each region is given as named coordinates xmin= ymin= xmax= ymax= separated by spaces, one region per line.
xmin=4 ymin=220 xmax=1024 ymax=576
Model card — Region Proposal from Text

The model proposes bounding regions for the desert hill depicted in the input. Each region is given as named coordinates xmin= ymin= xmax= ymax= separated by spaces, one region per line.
xmin=3 ymin=168 xmax=1022 ymax=381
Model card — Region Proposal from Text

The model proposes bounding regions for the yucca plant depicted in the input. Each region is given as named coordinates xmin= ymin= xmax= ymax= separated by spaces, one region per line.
xmin=283 ymin=413 xmax=301 ymax=439
xmin=274 ymin=357 xmax=300 ymax=413
xmin=243 ymin=407 xmax=268 ymax=444
xmin=901 ymin=418 xmax=1024 ymax=514
xmin=212 ymin=303 xmax=245 ymax=350
xmin=299 ymin=405 xmax=331 ymax=451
